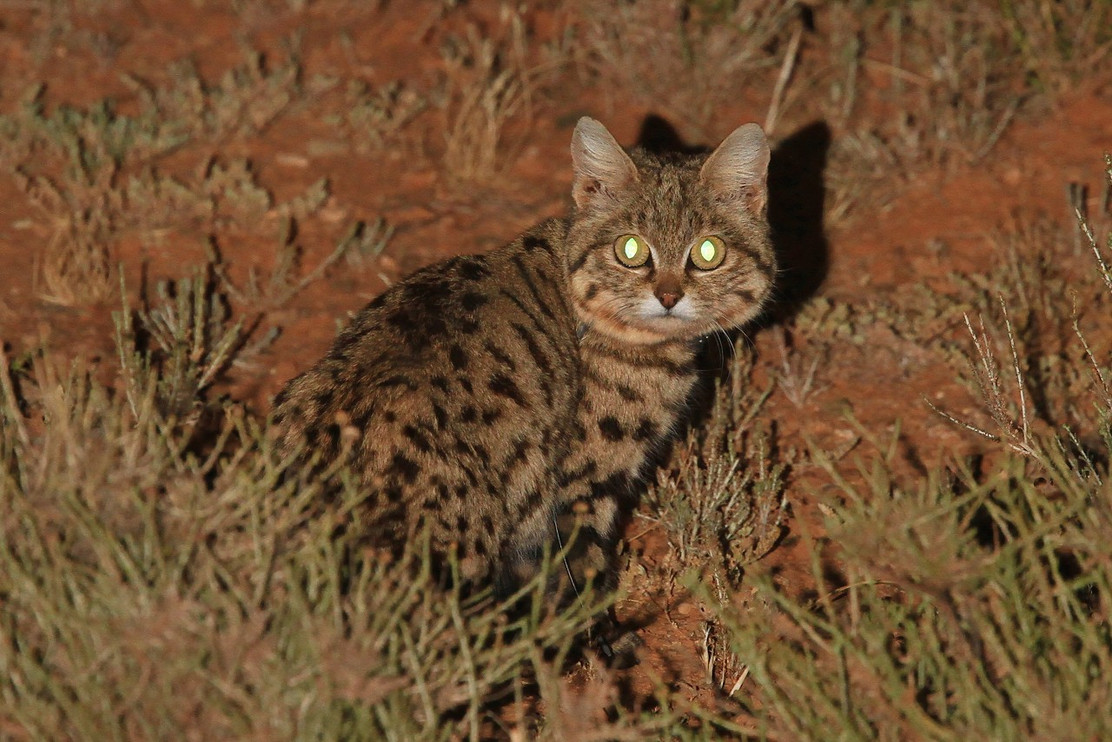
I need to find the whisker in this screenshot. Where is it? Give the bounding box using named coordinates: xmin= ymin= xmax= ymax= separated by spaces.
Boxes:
xmin=701 ymin=318 xmax=735 ymax=373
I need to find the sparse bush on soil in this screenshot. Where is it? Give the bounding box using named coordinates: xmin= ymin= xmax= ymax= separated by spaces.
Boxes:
xmin=439 ymin=7 xmax=560 ymax=183
xmin=576 ymin=0 xmax=798 ymax=130
xmin=707 ymin=159 xmax=1112 ymax=739
xmin=645 ymin=346 xmax=787 ymax=584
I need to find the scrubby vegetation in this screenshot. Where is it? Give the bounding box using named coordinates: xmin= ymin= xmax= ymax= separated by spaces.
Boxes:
xmin=1 ymin=0 xmax=1111 ymax=738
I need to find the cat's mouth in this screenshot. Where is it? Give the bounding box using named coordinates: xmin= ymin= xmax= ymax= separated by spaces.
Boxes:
xmin=639 ymin=296 xmax=697 ymax=322
xmin=577 ymin=288 xmax=769 ymax=345
xmin=635 ymin=296 xmax=728 ymax=335
xmin=584 ymin=306 xmax=737 ymax=345
xmin=638 ymin=313 xmax=718 ymax=337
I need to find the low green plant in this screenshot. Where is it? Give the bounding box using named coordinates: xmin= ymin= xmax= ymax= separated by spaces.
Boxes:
xmin=773 ymin=328 xmax=828 ymax=408
xmin=340 ymin=217 xmax=395 ymax=268
xmin=125 ymin=40 xmax=303 ymax=140
xmin=1 ymin=91 xmax=193 ymax=303
xmin=206 ymin=211 xmax=388 ymax=312
xmin=333 ymin=79 xmax=426 ymax=154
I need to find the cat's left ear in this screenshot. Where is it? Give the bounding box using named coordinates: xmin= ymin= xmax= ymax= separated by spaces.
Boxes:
xmin=700 ymin=123 xmax=770 ymax=214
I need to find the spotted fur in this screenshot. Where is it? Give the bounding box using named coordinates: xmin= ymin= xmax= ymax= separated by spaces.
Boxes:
xmin=272 ymin=117 xmax=775 ymax=594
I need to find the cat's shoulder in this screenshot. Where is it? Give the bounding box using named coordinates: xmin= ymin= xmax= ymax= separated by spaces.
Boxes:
xmin=490 ymin=217 xmax=569 ymax=268
xmin=329 ymin=217 xmax=570 ymax=349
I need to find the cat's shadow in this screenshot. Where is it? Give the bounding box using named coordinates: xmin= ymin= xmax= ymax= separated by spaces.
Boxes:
xmin=763 ymin=120 xmax=832 ymax=321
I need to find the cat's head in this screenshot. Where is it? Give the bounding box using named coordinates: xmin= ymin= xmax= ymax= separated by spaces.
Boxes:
xmin=566 ymin=117 xmax=775 ymax=345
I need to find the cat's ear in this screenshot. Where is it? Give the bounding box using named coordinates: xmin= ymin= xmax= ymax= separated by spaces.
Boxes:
xmin=571 ymin=117 xmax=638 ymax=209
xmin=700 ymin=123 xmax=770 ymax=214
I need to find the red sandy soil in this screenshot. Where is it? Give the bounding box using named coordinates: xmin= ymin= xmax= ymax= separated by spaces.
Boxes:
xmin=1 ymin=0 xmax=1110 ymax=718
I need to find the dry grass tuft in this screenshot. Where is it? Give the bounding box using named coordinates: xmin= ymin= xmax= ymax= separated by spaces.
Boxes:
xmin=0 ymin=295 xmax=612 ymax=739
xmin=439 ymin=8 xmax=560 ymax=182
xmin=577 ymin=0 xmax=798 ymax=130
xmin=646 ymin=345 xmax=788 ymax=586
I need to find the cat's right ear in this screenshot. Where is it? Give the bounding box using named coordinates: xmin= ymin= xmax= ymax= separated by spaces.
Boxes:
xmin=571 ymin=117 xmax=638 ymax=210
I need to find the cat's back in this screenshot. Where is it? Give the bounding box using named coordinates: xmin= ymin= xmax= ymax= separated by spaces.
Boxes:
xmin=272 ymin=218 xmax=580 ymax=577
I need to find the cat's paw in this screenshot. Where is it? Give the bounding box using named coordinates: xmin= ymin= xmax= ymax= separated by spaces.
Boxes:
xmin=590 ymin=616 xmax=643 ymax=669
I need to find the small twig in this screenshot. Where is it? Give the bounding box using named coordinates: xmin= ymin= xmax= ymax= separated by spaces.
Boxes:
xmin=764 ymin=22 xmax=804 ymax=137
xmin=1062 ymin=425 xmax=1103 ymax=487
xmin=701 ymin=623 xmax=714 ymax=686
xmin=963 ymin=313 xmax=1001 ymax=403
xmin=0 ymin=344 xmax=30 ymax=449
xmin=1068 ymin=183 xmax=1088 ymax=254
xmin=728 ymin=666 xmax=751 ymax=697
xmin=1074 ymin=315 xmax=1111 ymax=409
xmin=928 ymin=307 xmax=1040 ymax=457
xmin=625 ymin=520 xmax=661 ymax=544
xmin=1077 ymin=207 xmax=1112 ymax=295
xmin=775 ymin=330 xmax=823 ymax=408
xmin=923 ymin=397 xmax=1001 ymax=443
xmin=860 ymin=57 xmax=929 ymax=85
xmin=998 ymin=297 xmax=1030 ymax=448
xmin=972 ymin=96 xmax=1020 ymax=162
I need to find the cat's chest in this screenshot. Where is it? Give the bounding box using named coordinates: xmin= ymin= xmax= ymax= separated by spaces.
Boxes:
xmin=575 ymin=337 xmax=699 ymax=457
xmin=580 ymin=338 xmax=698 ymax=403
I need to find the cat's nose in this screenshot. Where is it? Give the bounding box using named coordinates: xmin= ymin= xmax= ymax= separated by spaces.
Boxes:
xmin=655 ymin=289 xmax=683 ymax=310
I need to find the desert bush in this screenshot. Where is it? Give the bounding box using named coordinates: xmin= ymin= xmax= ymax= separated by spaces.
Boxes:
xmin=576 ymin=0 xmax=797 ymax=130
xmin=886 ymin=203 xmax=1110 ymax=438
xmin=1000 ymin=0 xmax=1112 ymax=96
xmin=439 ymin=7 xmax=562 ymax=182
xmin=702 ymin=156 xmax=1112 ymax=739
xmin=709 ymin=435 xmax=1112 ymax=739
xmin=0 ymin=41 xmax=314 ymax=305
xmin=125 ymin=42 xmax=303 ymax=140
xmin=645 ymin=345 xmax=787 ymax=585
xmin=0 ymin=293 xmax=616 ymax=739
xmin=841 ymin=1 xmax=1107 ymax=166
xmin=778 ymin=1 xmax=1107 ymax=223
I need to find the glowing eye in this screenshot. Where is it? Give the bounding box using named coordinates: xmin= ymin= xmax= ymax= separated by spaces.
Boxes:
xmin=691 ymin=236 xmax=725 ymax=270
xmin=614 ymin=234 xmax=649 ymax=268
